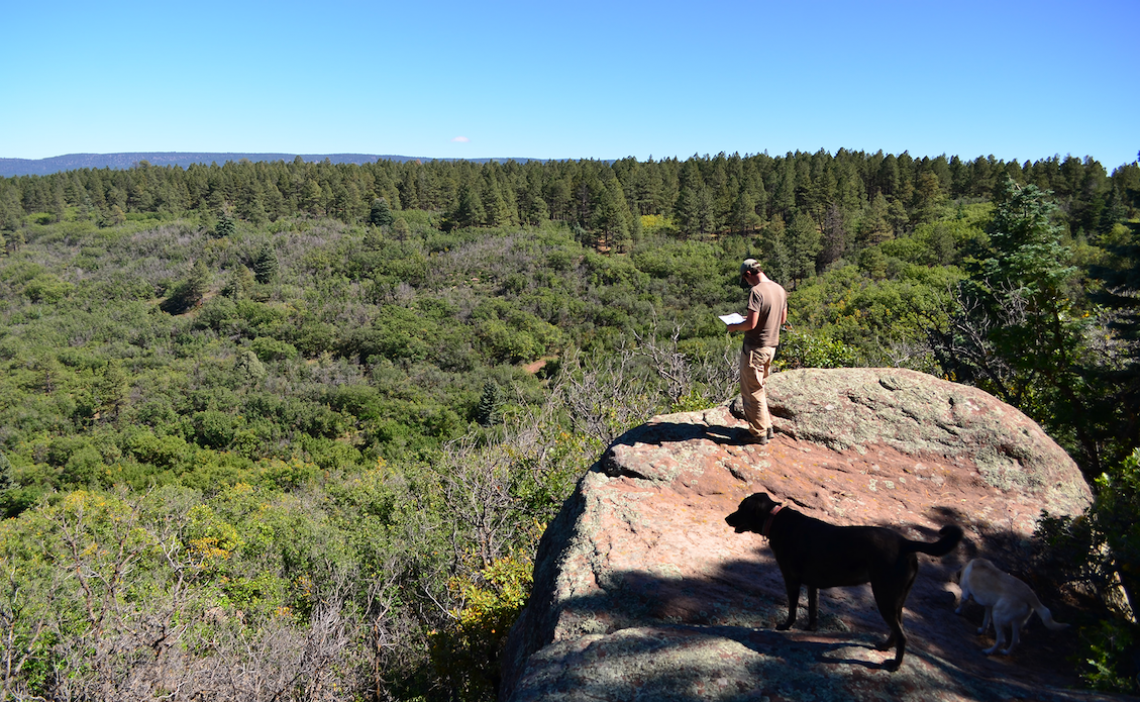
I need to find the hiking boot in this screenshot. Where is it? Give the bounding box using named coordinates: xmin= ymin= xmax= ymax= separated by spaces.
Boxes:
xmin=742 ymin=432 xmax=769 ymax=446
xmin=766 ymin=426 xmax=774 ymax=441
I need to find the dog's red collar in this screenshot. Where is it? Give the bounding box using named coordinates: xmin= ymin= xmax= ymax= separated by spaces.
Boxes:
xmin=762 ymin=505 xmax=784 ymax=537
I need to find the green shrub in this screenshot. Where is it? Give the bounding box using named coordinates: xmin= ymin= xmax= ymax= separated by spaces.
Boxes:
xmin=257 ymin=457 xmax=323 ymax=490
xmin=776 ymin=328 xmax=860 ymax=369
xmin=1035 ymin=448 xmax=1140 ymax=693
xmin=193 ymin=410 xmax=236 ymax=449
xmin=61 ymin=445 xmax=106 ymax=486
xmin=429 ymin=553 xmax=533 ymax=701
xmin=1078 ymin=619 xmax=1138 ymax=693
xmin=23 ymin=274 xmax=73 ymax=303
xmin=127 ymin=431 xmax=193 ymax=471
xmin=670 ymin=390 xmax=720 ymax=413
xmin=195 ymin=296 xmax=239 ymax=332
xmin=250 ymin=336 xmax=298 ymax=362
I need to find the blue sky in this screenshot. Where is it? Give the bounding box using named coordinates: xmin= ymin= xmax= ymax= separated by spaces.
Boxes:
xmin=4 ymin=0 xmax=1137 ymax=167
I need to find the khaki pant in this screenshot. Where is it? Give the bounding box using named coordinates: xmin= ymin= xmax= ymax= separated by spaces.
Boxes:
xmin=740 ymin=345 xmax=776 ymax=437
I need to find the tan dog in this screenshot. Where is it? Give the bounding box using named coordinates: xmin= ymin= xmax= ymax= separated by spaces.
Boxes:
xmin=952 ymin=558 xmax=1068 ymax=655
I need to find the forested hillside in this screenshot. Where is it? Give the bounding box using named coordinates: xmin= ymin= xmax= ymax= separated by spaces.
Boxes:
xmin=1 ymin=150 xmax=1138 ymax=700
xmin=0 ymin=153 xmax=433 ymax=178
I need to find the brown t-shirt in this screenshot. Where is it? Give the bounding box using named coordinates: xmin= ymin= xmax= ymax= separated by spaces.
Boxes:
xmin=744 ymin=280 xmax=787 ymax=347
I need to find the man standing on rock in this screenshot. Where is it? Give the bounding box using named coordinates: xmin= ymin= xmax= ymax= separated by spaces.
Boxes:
xmin=725 ymin=258 xmax=787 ymax=445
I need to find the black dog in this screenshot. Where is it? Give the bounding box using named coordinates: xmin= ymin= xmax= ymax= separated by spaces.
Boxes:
xmin=725 ymin=492 xmax=962 ymax=671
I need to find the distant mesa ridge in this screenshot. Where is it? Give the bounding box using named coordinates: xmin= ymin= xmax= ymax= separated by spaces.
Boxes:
xmin=0 ymin=152 xmax=541 ymax=177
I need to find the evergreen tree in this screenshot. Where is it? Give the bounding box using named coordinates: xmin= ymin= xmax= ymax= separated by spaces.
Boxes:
xmin=450 ymin=184 xmax=485 ymax=229
xmin=370 ymin=197 xmax=395 ymax=227
xmin=674 ymin=160 xmax=713 ymax=238
xmin=392 ymin=217 xmax=411 ymax=240
xmin=300 ymin=178 xmax=325 ymax=215
xmin=592 ymin=177 xmax=631 ymax=251
xmin=1087 ymin=219 xmax=1140 ymax=465
xmin=253 ymin=245 xmax=279 ymax=284
xmin=729 ymin=190 xmax=761 ymax=234
xmin=747 ymin=166 xmax=769 ymax=220
xmin=876 ymin=155 xmax=900 ymax=198
xmin=237 ymin=182 xmax=269 ymax=225
xmin=970 ymin=156 xmax=998 ymax=197
xmin=485 ymin=188 xmax=516 ymax=227
xmin=759 ymin=217 xmax=789 ymax=284
xmin=834 ymin=159 xmax=864 ymax=214
xmin=0 ymin=449 xmax=12 ymax=493
xmin=263 ymin=183 xmax=287 ymax=221
xmin=816 ymin=204 xmax=848 ymax=273
xmin=333 ymin=181 xmax=366 ymax=223
xmin=784 ymin=211 xmax=821 ymax=288
xmin=859 ymin=193 xmax=892 ymax=248
xmin=910 ymin=171 xmax=947 ymax=225
xmin=76 ymin=360 xmax=129 ymax=425
xmin=770 ymin=157 xmax=796 ymax=218
xmin=572 ymin=176 xmax=601 ymax=229
xmin=185 ymin=259 xmax=211 ymax=304
xmin=632 ymin=164 xmax=664 ymax=215
xmin=214 ymin=213 xmax=236 ymax=238
xmin=100 ymin=205 xmax=126 ymax=228
xmin=221 ymin=265 xmax=256 ymax=299
xmin=398 ymin=166 xmax=421 ymax=209
xmin=708 ymin=158 xmax=732 ymax=228
xmin=949 ymin=155 xmax=972 ymax=198
xmin=982 ymin=178 xmax=1074 ymax=297
xmin=161 ymin=259 xmax=211 ymax=314
xmin=518 ymin=174 xmax=549 ymax=226
xmin=805 ymin=162 xmax=837 ymax=226
xmin=545 ymin=177 xmax=573 ymax=221
xmin=793 ymin=158 xmax=813 ymax=213
xmin=6 ymin=226 xmax=24 ymax=254
xmin=0 ymin=185 xmax=21 ymax=231
xmin=627 ymin=204 xmax=642 ymax=249
xmin=886 ymin=198 xmax=909 ymax=236
xmin=363 ymin=227 xmax=384 ymax=250
xmin=475 ymin=381 xmax=504 ymax=427
xmin=934 ymin=177 xmax=1097 ymax=468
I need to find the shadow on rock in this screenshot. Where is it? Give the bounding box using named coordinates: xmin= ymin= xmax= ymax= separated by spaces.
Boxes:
xmin=510 ymin=560 xmax=1098 ymax=702
xmin=607 ymin=420 xmax=750 ymax=449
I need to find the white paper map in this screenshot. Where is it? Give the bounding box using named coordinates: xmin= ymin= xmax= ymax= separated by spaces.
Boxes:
xmin=718 ymin=313 xmax=745 ymax=325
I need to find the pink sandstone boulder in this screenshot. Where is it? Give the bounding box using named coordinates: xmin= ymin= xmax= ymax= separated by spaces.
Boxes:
xmin=500 ymin=368 xmax=1110 ymax=702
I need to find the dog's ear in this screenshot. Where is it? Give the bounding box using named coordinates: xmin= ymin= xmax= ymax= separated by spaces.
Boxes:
xmin=755 ymin=492 xmax=777 ymax=512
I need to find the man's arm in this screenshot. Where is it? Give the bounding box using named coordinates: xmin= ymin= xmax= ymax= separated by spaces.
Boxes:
xmin=780 ymin=304 xmax=787 ymax=326
xmin=727 ymin=308 xmax=759 ymax=333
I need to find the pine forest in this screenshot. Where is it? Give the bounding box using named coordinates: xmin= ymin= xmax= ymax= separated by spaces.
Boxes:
xmin=1 ymin=150 xmax=1139 ymax=700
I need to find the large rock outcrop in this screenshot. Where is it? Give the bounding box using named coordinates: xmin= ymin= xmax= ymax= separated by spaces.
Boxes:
xmin=501 ymin=368 xmax=1106 ymax=702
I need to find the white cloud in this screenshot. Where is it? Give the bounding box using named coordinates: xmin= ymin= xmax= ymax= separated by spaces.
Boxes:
xmin=451 ymin=136 xmax=470 ymax=143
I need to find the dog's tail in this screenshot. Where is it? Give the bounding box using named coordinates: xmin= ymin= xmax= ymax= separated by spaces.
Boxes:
xmin=1035 ymin=605 xmax=1069 ymax=630
xmin=903 ymin=525 xmax=963 ymax=557
xmin=1026 ymin=588 xmax=1067 ymax=629
xmin=1019 ymin=582 xmax=1070 ymax=630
